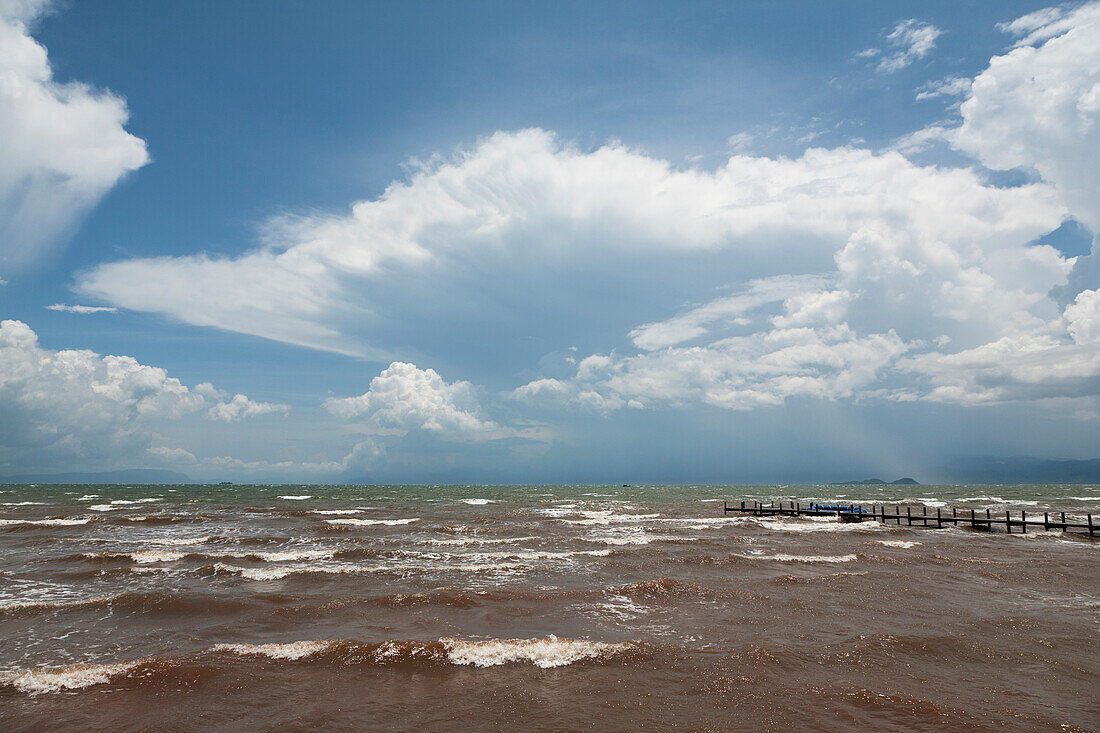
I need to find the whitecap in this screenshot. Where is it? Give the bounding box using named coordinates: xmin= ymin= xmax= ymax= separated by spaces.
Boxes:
xmin=738 ymin=553 xmax=858 ymax=563
xmin=2 ymin=501 xmax=47 ymax=506
xmin=279 ymin=495 xmax=312 ymax=500
xmin=460 ymin=498 xmax=496 ymax=505
xmin=89 ymin=505 xmax=117 ymax=512
xmin=0 ymin=661 xmax=140 ymax=693
xmin=876 ymin=540 xmax=920 ymax=548
xmin=325 ymin=518 xmax=419 ymax=526
xmin=442 ymin=635 xmax=627 ymax=668
xmin=215 ymin=641 xmax=331 ymax=660
xmin=0 ymin=518 xmax=89 ymax=526
xmin=129 ymin=550 xmax=185 ymax=563
xmin=311 ymin=509 xmax=361 ymax=515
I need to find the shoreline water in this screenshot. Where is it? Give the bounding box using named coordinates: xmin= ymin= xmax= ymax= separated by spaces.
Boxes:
xmin=1 ymin=484 xmax=1097 ymax=731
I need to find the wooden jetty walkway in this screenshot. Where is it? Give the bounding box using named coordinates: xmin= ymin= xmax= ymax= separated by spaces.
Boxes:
xmin=723 ymin=500 xmax=1097 ymax=537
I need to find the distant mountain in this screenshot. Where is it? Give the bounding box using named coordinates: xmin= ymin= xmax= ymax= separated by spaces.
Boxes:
xmin=939 ymin=457 xmax=1100 ymax=484
xmin=830 ymin=477 xmax=920 ymax=485
xmin=1 ymin=469 xmax=191 ymax=484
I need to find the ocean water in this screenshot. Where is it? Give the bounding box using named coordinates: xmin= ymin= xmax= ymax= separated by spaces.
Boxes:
xmin=0 ymin=484 xmax=1097 ymax=731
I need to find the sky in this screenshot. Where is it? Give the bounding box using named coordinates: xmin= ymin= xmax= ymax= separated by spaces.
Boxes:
xmin=1 ymin=0 xmax=1099 ymax=483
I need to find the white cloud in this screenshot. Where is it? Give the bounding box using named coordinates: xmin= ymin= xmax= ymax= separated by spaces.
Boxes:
xmin=915 ymin=75 xmax=972 ymax=101
xmin=865 ymin=19 xmax=942 ymax=73
xmin=78 ymin=130 xmax=1065 ymax=357
xmin=325 ymin=361 xmax=496 ymax=438
xmin=0 ymin=0 xmax=148 ymax=275
xmin=0 ymin=319 xmax=286 ymax=468
xmin=45 ymin=303 xmax=118 ymax=314
xmin=952 ymin=1 xmax=1100 ymax=233
xmin=71 ymin=4 xmax=1100 ymax=418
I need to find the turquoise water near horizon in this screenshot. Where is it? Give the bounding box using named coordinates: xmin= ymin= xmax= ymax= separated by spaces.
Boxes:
xmin=4 ymin=482 xmax=1099 ymax=510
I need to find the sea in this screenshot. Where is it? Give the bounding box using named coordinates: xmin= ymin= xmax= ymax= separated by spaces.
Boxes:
xmin=0 ymin=483 xmax=1097 ymax=731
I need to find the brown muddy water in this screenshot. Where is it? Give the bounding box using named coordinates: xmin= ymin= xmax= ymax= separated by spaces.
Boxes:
xmin=0 ymin=484 xmax=1097 ymax=731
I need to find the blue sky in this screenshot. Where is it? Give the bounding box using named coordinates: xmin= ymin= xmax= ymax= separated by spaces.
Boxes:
xmin=1 ymin=0 xmax=1098 ymax=482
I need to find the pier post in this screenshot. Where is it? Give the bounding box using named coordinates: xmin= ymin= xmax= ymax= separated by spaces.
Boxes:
xmin=1022 ymin=509 xmax=1027 ymax=534
xmin=1044 ymin=512 xmax=1049 ymax=531
xmin=906 ymin=506 xmax=911 ymax=526
xmin=1061 ymin=511 xmax=1066 ymax=532
xmin=936 ymin=507 xmax=942 ymax=528
xmin=1090 ymin=514 xmax=1095 ymax=537
xmin=1006 ymin=510 xmax=1011 ymax=534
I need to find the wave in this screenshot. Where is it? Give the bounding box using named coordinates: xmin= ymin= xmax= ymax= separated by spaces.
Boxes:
xmin=0 ymin=517 xmax=90 ymax=526
xmin=736 ymin=552 xmax=859 ymax=563
xmin=0 ymin=590 xmax=259 ymax=618
xmin=876 ymin=540 xmax=920 ymax=548
xmin=325 ymin=518 xmax=419 ymax=526
xmin=279 ymin=495 xmax=312 ymax=500
xmin=208 ymin=560 xmax=528 ymax=581
xmin=311 ymin=509 xmax=361 ymax=515
xmin=0 ymin=660 xmax=142 ymax=694
xmin=562 ymin=512 xmax=661 ymax=525
xmin=755 ymin=517 xmax=886 ymax=533
xmin=217 ymin=635 xmax=635 ymax=669
xmin=423 ymin=535 xmax=538 ymax=546
xmin=460 ymin=498 xmax=497 ymax=505
xmin=0 ymin=634 xmax=644 ymax=694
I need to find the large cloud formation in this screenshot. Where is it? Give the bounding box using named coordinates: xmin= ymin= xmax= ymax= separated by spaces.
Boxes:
xmin=77 ymin=3 xmax=1100 ymax=417
xmin=0 ymin=319 xmax=286 ymax=470
xmin=325 ymin=361 xmax=496 ymax=438
xmin=0 ymin=0 xmax=148 ymax=275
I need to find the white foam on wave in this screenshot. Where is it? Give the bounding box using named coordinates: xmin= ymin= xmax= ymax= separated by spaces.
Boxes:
xmin=425 ymin=536 xmax=537 ymax=546
xmin=109 ymin=498 xmax=162 ymax=505
xmin=563 ymin=511 xmax=661 ymax=525
xmin=76 ymin=495 xmax=99 ymax=501
xmin=877 ymin=540 xmax=920 ymax=548
xmin=1068 ymin=496 xmax=1100 ymax=501
xmin=311 ymin=509 xmax=361 ymax=515
xmin=0 ymin=660 xmax=140 ymax=693
xmin=213 ymin=560 xmax=527 ymax=580
xmin=129 ymin=550 xmax=185 ymax=563
xmin=0 ymin=518 xmax=89 ymax=526
xmin=325 ymin=518 xmax=419 ymax=526
xmin=279 ymin=495 xmax=312 ymax=500
xmin=2 ymin=501 xmax=47 ymax=506
xmin=442 ymin=635 xmax=627 ymax=668
xmin=460 ymin=498 xmax=496 ymax=505
xmin=589 ymin=533 xmax=694 ymax=545
xmin=89 ymin=504 xmax=117 ymax=512
xmin=245 ymin=549 xmax=335 ymax=562
xmin=959 ymin=496 xmax=1040 ymax=506
xmin=215 ymin=641 xmax=331 ymax=660
xmin=758 ymin=518 xmax=884 ymax=533
xmin=739 ymin=552 xmax=858 ymax=563
xmin=128 ymin=535 xmax=215 ymax=546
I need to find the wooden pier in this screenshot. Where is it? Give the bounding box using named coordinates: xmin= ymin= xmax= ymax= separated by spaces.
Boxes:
xmin=723 ymin=500 xmax=1097 ymax=537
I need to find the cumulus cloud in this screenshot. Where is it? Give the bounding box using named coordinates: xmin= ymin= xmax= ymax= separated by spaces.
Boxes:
xmin=0 ymin=0 xmax=148 ymax=275
xmin=79 ymin=130 xmax=1064 ymax=356
xmin=862 ymin=19 xmax=942 ymax=73
xmin=325 ymin=362 xmax=496 ymax=438
xmin=0 ymin=319 xmax=287 ymax=469
xmin=952 ymin=1 xmax=1100 ymax=233
xmin=71 ymin=4 xmax=1100 ymax=418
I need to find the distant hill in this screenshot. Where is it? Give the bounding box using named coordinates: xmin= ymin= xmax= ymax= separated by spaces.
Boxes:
xmin=830 ymin=477 xmax=920 ymax=486
xmin=1 ymin=469 xmax=191 ymax=485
